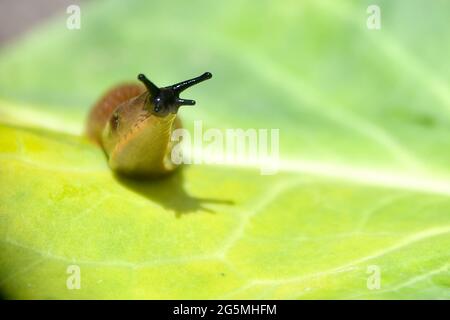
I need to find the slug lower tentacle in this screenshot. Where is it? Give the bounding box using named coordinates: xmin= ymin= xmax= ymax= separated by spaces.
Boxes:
xmin=86 ymin=72 xmax=212 ymax=177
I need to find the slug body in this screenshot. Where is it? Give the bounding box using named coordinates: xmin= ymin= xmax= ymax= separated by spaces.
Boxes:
xmin=87 ymin=72 xmax=212 ymax=177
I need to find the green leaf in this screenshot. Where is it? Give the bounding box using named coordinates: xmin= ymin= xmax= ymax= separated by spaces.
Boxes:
xmin=0 ymin=0 xmax=449 ymax=299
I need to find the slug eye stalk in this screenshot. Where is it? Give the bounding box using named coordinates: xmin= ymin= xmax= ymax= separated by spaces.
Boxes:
xmin=138 ymin=72 xmax=212 ymax=108
xmin=138 ymin=73 xmax=159 ymax=97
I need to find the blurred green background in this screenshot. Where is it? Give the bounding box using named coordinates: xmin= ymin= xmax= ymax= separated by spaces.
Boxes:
xmin=0 ymin=0 xmax=450 ymax=174
xmin=0 ymin=0 xmax=449 ymax=299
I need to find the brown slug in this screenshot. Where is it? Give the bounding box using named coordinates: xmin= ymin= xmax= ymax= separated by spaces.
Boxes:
xmin=86 ymin=72 xmax=212 ymax=177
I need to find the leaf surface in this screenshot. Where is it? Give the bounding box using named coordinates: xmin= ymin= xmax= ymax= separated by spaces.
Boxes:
xmin=0 ymin=0 xmax=449 ymax=299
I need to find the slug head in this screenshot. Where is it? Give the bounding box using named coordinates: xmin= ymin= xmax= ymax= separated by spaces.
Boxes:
xmin=138 ymin=72 xmax=212 ymax=117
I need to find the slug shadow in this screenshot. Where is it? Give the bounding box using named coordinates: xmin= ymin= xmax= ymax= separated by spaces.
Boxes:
xmin=115 ymin=168 xmax=234 ymax=217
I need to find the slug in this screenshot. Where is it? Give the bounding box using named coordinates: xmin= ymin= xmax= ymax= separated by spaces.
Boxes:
xmin=86 ymin=72 xmax=212 ymax=177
